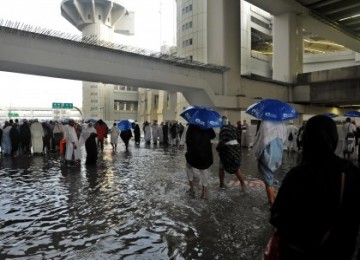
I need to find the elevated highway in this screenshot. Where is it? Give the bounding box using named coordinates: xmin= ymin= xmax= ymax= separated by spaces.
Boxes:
xmin=0 ymin=19 xmax=359 ymax=113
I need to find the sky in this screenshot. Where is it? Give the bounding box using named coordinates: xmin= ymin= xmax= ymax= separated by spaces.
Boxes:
xmin=0 ymin=0 xmax=176 ymax=108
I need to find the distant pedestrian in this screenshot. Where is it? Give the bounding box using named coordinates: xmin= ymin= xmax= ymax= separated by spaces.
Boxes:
xmin=52 ymin=121 xmax=64 ymax=151
xmin=162 ymin=121 xmax=169 ymax=146
xmin=286 ymin=121 xmax=298 ymax=152
xmin=120 ymin=128 xmax=133 ymax=151
xmin=95 ymin=119 xmax=108 ymax=152
xmin=10 ymin=121 xmax=20 ymax=157
xmin=185 ymin=124 xmax=216 ymax=199
xmin=342 ymin=117 xmax=356 ymax=160
xmin=296 ymin=121 xmax=305 ymax=151
xmin=216 ymin=116 xmax=246 ymax=191
xmin=81 ymin=123 xmax=98 ymax=165
xmin=252 ymin=120 xmax=287 ymax=205
xmin=19 ymin=119 xmax=31 ymax=155
xmin=2 ymin=121 xmax=12 ymax=156
xmin=110 ymin=123 xmax=120 ymax=151
xmin=241 ymin=120 xmax=250 ymax=148
xmin=63 ymin=119 xmax=81 ymax=166
xmin=270 ymin=115 xmax=360 ymax=260
xmin=151 ymin=120 xmax=159 ymax=145
xmin=132 ymin=121 xmax=141 ymax=145
xmin=30 ymin=119 xmax=44 ymax=155
xmin=143 ymin=121 xmax=151 ymax=145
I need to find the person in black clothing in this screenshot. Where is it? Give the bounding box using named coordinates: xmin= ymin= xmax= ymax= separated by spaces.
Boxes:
xmin=132 ymin=122 xmax=141 ymax=145
xmin=162 ymin=122 xmax=169 ymax=146
xmin=120 ymin=129 xmax=133 ymax=151
xmin=296 ymin=121 xmax=306 ymax=152
xmin=19 ymin=120 xmax=31 ymax=155
xmin=9 ymin=121 xmax=20 ymax=157
xmin=42 ymin=122 xmax=51 ymax=154
xmin=185 ymin=124 xmax=216 ymax=199
xmin=270 ymin=115 xmax=360 ymax=260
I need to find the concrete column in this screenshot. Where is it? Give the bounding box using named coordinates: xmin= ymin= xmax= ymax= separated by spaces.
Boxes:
xmin=240 ymin=0 xmax=252 ymax=76
xmin=273 ymin=12 xmax=303 ymax=83
xmin=207 ymin=0 xmax=240 ymax=96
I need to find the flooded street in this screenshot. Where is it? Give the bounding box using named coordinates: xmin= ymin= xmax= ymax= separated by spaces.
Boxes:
xmin=0 ymin=142 xmax=305 ymax=259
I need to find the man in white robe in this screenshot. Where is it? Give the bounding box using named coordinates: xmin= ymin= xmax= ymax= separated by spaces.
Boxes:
xmin=64 ymin=119 xmax=81 ymax=165
xmin=30 ymin=119 xmax=44 ymax=154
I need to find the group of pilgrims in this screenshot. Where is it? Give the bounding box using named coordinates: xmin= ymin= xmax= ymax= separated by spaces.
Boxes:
xmin=0 ymin=118 xmax=191 ymax=167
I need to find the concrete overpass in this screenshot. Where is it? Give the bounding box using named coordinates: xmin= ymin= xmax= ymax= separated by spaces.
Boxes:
xmin=0 ymin=15 xmax=360 ymax=114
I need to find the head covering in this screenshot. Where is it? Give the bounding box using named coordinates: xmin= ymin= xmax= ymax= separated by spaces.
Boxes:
xmin=302 ymin=115 xmax=338 ymax=161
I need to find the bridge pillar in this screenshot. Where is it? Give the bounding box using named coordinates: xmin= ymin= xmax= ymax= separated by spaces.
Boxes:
xmin=273 ymin=12 xmax=303 ymax=83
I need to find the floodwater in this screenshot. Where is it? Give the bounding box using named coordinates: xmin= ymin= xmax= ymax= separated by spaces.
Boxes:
xmin=0 ymin=143 xmax=306 ymax=259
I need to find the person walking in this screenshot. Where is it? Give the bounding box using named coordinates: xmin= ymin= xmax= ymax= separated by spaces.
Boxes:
xmin=342 ymin=117 xmax=356 ymax=160
xmin=52 ymin=121 xmax=64 ymax=152
xmin=216 ymin=116 xmax=246 ymax=191
xmin=80 ymin=122 xmax=98 ymax=165
xmin=286 ymin=121 xmax=298 ymax=152
xmin=132 ymin=121 xmax=141 ymax=145
xmin=185 ymin=124 xmax=216 ymax=199
xmin=270 ymin=115 xmax=360 ymax=260
xmin=110 ymin=123 xmax=120 ymax=151
xmin=143 ymin=121 xmax=151 ymax=145
xmin=63 ymin=119 xmax=81 ymax=166
xmin=95 ymin=119 xmax=108 ymax=152
xmin=252 ymin=120 xmax=287 ymax=205
xmin=120 ymin=128 xmax=133 ymax=151
xmin=30 ymin=119 xmax=44 ymax=155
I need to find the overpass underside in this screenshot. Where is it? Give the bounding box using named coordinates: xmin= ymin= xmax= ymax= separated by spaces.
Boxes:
xmin=295 ymin=66 xmax=360 ymax=108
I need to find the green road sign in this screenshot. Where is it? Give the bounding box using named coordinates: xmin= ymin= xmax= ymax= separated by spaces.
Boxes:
xmin=8 ymin=112 xmax=19 ymax=117
xmin=52 ymin=102 xmax=73 ymax=109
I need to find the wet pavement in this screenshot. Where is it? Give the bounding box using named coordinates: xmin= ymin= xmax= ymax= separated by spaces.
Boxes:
xmin=0 ymin=142 xmax=353 ymax=259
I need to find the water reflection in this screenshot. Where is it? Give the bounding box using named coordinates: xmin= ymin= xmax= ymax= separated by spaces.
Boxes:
xmin=0 ymin=143 xmax=301 ymax=259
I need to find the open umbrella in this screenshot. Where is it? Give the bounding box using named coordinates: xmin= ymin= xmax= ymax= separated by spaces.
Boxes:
xmin=180 ymin=106 xmax=222 ymax=128
xmin=344 ymin=111 xmax=360 ymax=117
xmin=245 ymin=99 xmax=298 ymax=121
xmin=117 ymin=119 xmax=134 ymax=131
xmin=323 ymin=112 xmax=338 ymax=118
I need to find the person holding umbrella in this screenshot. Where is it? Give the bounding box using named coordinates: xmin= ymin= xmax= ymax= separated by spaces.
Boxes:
xmin=247 ymin=99 xmax=297 ymax=205
xmin=181 ymin=106 xmax=221 ymax=199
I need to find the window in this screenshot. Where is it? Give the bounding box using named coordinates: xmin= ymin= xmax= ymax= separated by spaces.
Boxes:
xmin=90 ymin=107 xmax=98 ymax=111
xmin=91 ymin=92 xmax=98 ymax=96
xmin=114 ymin=100 xmax=138 ymax=111
xmin=88 ymin=14 xmax=91 ymax=19
xmin=182 ymin=4 xmax=193 ymax=15
xmin=91 ymin=100 xmax=98 ymax=103
xmin=98 ymin=15 xmax=101 ymax=20
xmin=90 ymin=85 xmax=98 ymax=89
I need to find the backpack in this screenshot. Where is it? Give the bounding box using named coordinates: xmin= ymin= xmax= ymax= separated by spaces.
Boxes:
xmin=288 ymin=132 xmax=294 ymax=141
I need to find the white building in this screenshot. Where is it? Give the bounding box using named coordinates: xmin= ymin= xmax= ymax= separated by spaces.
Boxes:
xmin=61 ymin=0 xmax=137 ymax=122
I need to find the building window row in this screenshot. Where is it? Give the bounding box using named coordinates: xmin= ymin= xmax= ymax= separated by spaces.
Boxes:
xmin=90 ymin=107 xmax=98 ymax=111
xmin=90 ymin=92 xmax=98 ymax=96
xmin=114 ymin=85 xmax=138 ymax=91
xmin=182 ymin=38 xmax=193 ymax=47
xmin=114 ymin=100 xmax=138 ymax=111
xmin=90 ymin=85 xmax=98 ymax=89
xmin=182 ymin=21 xmax=193 ymax=31
xmin=91 ymin=100 xmax=98 ymax=103
xmin=182 ymin=4 xmax=192 ymax=15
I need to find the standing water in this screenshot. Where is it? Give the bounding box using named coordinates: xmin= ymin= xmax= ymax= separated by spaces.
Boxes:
xmin=0 ymin=142 xmax=299 ymax=259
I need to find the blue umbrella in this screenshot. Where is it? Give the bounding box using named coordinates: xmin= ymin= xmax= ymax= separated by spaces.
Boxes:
xmin=344 ymin=111 xmax=360 ymax=117
xmin=180 ymin=106 xmax=222 ymax=128
xmin=86 ymin=118 xmax=98 ymax=125
xmin=323 ymin=112 xmax=338 ymax=118
xmin=117 ymin=119 xmax=134 ymax=131
xmin=245 ymin=99 xmax=299 ymax=121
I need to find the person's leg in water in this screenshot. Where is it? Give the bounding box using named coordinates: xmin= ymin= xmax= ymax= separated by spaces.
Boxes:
xmin=185 ymin=163 xmax=195 ymax=196
xmin=218 ymin=164 xmax=226 ymax=189
xmin=199 ymin=169 xmax=209 ymax=199
xmin=266 ymin=185 xmax=276 ymax=205
xmin=235 ymin=168 xmax=246 ymax=192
